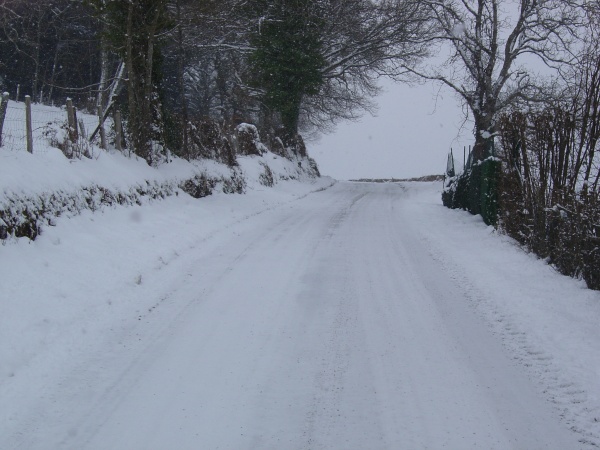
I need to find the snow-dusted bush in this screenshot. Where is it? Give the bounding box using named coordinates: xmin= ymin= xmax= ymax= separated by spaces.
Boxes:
xmin=258 ymin=162 xmax=275 ymax=187
xmin=187 ymin=118 xmax=236 ymax=166
xmin=442 ymin=157 xmax=500 ymax=226
xmin=234 ymin=123 xmax=268 ymax=156
xmin=179 ymin=168 xmax=246 ymax=198
xmin=496 ymin=109 xmax=600 ymax=290
xmin=0 ymin=181 xmax=177 ymax=240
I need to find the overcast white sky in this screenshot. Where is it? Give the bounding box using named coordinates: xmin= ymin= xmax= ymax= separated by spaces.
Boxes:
xmin=308 ymin=79 xmax=473 ymax=180
xmin=307 ymin=0 xmax=558 ymax=182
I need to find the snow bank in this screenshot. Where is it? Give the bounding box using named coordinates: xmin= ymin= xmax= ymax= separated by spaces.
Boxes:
xmin=401 ymin=181 xmax=600 ymax=446
xmin=0 ymin=102 xmax=321 ymax=241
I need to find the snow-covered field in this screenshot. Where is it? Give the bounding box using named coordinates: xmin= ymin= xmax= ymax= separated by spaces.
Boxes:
xmin=1 ymin=104 xmax=600 ymax=448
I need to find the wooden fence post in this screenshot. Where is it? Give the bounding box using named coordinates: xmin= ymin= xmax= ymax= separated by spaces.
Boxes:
xmin=66 ymin=98 xmax=78 ymax=143
xmin=0 ymin=92 xmax=9 ymax=147
xmin=73 ymin=106 xmax=79 ymax=141
xmin=25 ymin=95 xmax=33 ymax=153
xmin=114 ymin=109 xmax=123 ymax=153
xmin=97 ymin=105 xmax=107 ymax=149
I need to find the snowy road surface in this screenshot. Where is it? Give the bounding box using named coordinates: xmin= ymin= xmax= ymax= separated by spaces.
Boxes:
xmin=2 ymin=181 xmax=594 ymax=449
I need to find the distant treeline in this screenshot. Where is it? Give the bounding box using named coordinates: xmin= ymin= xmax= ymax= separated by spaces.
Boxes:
xmin=352 ymin=175 xmax=444 ymax=183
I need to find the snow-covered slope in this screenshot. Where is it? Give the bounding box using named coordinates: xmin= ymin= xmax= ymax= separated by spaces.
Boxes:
xmin=2 ymin=128 xmax=321 ymax=238
xmin=0 ymin=100 xmax=321 ymax=240
xmin=401 ymin=182 xmax=600 ymax=447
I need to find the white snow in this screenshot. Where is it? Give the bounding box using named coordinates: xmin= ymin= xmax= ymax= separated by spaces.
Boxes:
xmin=480 ymin=129 xmax=493 ymax=139
xmin=451 ymin=22 xmax=466 ymax=37
xmin=1 ymin=102 xmax=600 ymax=449
xmin=400 ymin=182 xmax=600 ymax=447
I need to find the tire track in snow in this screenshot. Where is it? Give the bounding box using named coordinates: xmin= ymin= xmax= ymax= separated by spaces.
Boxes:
xmin=2 ymin=181 xmax=585 ymax=449
xmin=404 ymin=201 xmax=600 ymax=449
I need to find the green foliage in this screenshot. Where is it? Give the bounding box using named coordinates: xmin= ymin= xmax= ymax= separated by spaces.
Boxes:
xmin=442 ymin=158 xmax=500 ymax=226
xmin=249 ymin=0 xmax=325 ymax=134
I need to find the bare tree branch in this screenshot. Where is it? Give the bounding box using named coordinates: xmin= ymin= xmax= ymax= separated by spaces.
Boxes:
xmin=403 ymin=0 xmax=583 ymax=160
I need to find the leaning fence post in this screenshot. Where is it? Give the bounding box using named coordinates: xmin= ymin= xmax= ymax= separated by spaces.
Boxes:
xmin=97 ymin=105 xmax=107 ymax=149
xmin=25 ymin=95 xmax=33 ymax=153
xmin=0 ymin=92 xmax=9 ymax=147
xmin=114 ymin=109 xmax=123 ymax=153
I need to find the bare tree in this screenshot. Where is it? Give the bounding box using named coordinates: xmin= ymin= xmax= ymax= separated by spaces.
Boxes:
xmin=160 ymin=0 xmax=432 ymax=139
xmin=404 ymin=0 xmax=582 ymax=161
xmin=0 ymin=0 xmax=62 ymax=102
xmin=568 ymin=4 xmax=600 ymax=194
xmin=0 ymin=0 xmax=100 ymax=104
xmin=300 ymin=0 xmax=432 ymax=131
xmin=91 ymin=0 xmax=171 ymax=165
xmin=162 ymin=0 xmax=251 ymax=121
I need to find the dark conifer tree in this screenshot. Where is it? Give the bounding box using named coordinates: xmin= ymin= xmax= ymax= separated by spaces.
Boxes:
xmin=249 ymin=0 xmax=325 ymax=136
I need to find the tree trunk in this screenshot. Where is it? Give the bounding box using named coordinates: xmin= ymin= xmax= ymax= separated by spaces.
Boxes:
xmin=96 ymin=32 xmax=110 ymax=112
xmin=175 ymin=0 xmax=189 ymax=159
xmin=125 ymin=1 xmax=153 ymax=163
xmin=281 ymin=93 xmax=303 ymax=137
xmin=472 ymin=111 xmax=495 ymax=162
xmin=48 ymin=43 xmax=60 ymax=104
xmin=32 ymin=23 xmax=42 ymax=103
xmin=125 ymin=2 xmax=137 ymax=122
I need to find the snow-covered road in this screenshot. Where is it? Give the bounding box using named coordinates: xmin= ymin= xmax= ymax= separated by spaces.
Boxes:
xmin=2 ymin=181 xmax=596 ymax=449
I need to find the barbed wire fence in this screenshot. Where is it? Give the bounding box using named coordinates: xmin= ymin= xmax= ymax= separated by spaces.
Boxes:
xmin=0 ymin=94 xmax=117 ymax=158
xmin=0 ymin=91 xmax=220 ymax=167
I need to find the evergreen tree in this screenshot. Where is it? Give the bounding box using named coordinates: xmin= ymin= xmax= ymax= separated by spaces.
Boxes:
xmin=249 ymin=0 xmax=325 ymax=136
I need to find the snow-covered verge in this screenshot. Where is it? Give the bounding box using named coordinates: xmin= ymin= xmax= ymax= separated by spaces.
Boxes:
xmin=401 ymin=181 xmax=600 ymax=447
xmin=0 ymin=100 xmax=320 ymax=240
xmin=0 ymin=139 xmax=320 ymax=241
xmin=0 ymin=149 xmax=333 ymax=432
xmin=0 ymin=104 xmax=334 ymax=436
